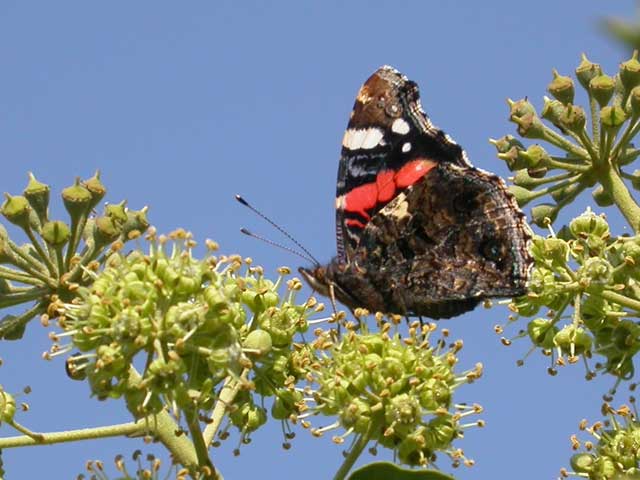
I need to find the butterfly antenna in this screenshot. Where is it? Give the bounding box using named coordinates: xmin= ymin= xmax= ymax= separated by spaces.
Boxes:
xmin=236 ymin=195 xmax=321 ymax=266
xmin=240 ymin=228 xmax=316 ymax=264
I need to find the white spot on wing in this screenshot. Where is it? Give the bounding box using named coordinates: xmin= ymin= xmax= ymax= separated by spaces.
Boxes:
xmin=402 ymin=142 xmax=411 ymax=153
xmin=342 ymin=127 xmax=384 ymax=150
xmin=392 ymin=118 xmax=410 ymax=135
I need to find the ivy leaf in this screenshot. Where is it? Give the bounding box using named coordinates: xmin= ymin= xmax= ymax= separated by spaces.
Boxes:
xmin=347 ymin=462 xmax=455 ymax=480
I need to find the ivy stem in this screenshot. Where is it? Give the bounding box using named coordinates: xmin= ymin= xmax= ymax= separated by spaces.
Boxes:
xmin=184 ymin=405 xmax=220 ymax=480
xmin=542 ymin=127 xmax=590 ymax=160
xmin=0 ymin=421 xmax=145 ymax=448
xmin=202 ymin=369 xmax=250 ymax=447
xmin=599 ymin=164 xmax=640 ymax=233
xmin=333 ymin=415 xmax=381 ymax=480
xmin=589 ymin=94 xmax=601 ymax=148
xmin=592 ymin=289 xmax=640 ymax=313
xmin=22 ymin=225 xmax=57 ymax=278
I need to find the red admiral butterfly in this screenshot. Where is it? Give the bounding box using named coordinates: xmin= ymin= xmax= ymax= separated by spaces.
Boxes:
xmin=300 ymin=66 xmax=532 ymax=319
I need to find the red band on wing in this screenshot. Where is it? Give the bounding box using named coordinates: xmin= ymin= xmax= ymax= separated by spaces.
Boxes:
xmin=343 ymin=158 xmax=437 ymax=227
xmin=395 ymin=159 xmax=436 ymax=188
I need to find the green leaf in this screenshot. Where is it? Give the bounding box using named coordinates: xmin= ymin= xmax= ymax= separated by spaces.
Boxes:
xmin=347 ymin=462 xmax=455 ymax=480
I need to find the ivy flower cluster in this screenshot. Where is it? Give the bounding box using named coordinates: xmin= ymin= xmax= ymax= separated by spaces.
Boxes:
xmin=561 ymin=402 xmax=640 ymax=480
xmin=500 ymin=209 xmax=640 ymax=380
xmin=301 ymin=314 xmax=484 ymax=469
xmin=0 ymin=173 xmax=149 ymax=340
xmin=492 ymin=52 xmax=640 ymax=229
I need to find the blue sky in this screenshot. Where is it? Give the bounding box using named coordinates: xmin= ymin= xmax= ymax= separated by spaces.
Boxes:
xmin=0 ymin=2 xmax=637 ymax=479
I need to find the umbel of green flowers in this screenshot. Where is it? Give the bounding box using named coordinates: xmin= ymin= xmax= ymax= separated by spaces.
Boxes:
xmin=492 ymin=52 xmax=640 ymax=230
xmin=0 ymin=173 xmax=149 ymax=340
xmin=499 ymin=208 xmax=640 ymax=380
xmin=42 ymin=228 xmax=483 ymax=472
xmin=561 ymin=402 xmax=640 ymax=480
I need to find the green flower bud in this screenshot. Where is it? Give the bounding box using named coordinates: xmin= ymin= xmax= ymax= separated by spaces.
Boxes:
xmin=104 ymin=201 xmax=128 ymax=226
xmin=23 ymin=172 xmax=50 ymax=223
xmin=527 ymin=318 xmax=557 ymax=349
xmin=243 ymin=329 xmax=272 ymax=355
xmin=612 ymin=320 xmax=640 ymax=351
xmin=527 ymin=166 xmax=548 ymax=179
xmin=489 ymin=135 xmax=524 ymax=154
xmin=589 ymin=75 xmax=615 ymax=107
xmin=600 ymin=105 xmax=627 ymax=133
xmin=512 ymin=113 xmax=546 ymax=139
xmin=41 ymin=220 xmax=71 ymax=247
xmin=123 ymin=207 xmax=150 ymax=240
xmin=62 ymin=178 xmax=92 ymax=221
xmin=547 ymin=69 xmax=575 ymax=104
xmin=578 ymin=257 xmax=613 ymax=285
xmin=508 ymin=98 xmax=537 ymax=119
xmin=575 ymin=53 xmax=602 ymax=89
xmin=629 ymin=85 xmax=640 ymax=117
xmin=0 ymin=390 xmax=16 ymax=423
xmin=570 ymin=453 xmax=595 ymax=473
xmin=531 ymin=203 xmax=558 ymax=227
xmin=498 ymin=147 xmax=528 ymax=171
xmin=508 ymin=185 xmax=537 ymax=207
xmin=558 ymin=105 xmax=587 ymax=134
xmin=541 ymin=97 xmax=567 ymax=132
xmin=620 ymin=50 xmax=640 ymax=91
xmin=519 ymin=144 xmax=550 ymax=169
xmin=513 ymin=170 xmax=539 ymax=188
xmin=541 ymin=237 xmax=570 ymax=267
xmin=592 ymin=185 xmax=614 ymax=207
xmin=1 ymin=194 xmax=31 ymax=228
xmin=93 ymin=216 xmax=123 ymax=247
xmin=553 ymin=325 xmax=592 ymax=356
xmin=83 ymin=171 xmax=107 ymax=210
xmin=569 ymin=209 xmax=610 ymax=239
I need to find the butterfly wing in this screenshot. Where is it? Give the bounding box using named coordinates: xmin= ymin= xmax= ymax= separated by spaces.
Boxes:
xmin=335 ymin=66 xmax=471 ymax=261
xmin=339 ymin=162 xmax=532 ymax=318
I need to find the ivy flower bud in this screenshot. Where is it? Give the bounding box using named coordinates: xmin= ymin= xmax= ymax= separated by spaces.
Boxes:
xmin=600 ymin=105 xmax=627 ymax=134
xmin=513 ymin=113 xmax=546 ymax=139
xmin=569 ymin=453 xmax=595 ymax=473
xmin=541 ymin=97 xmax=567 ymax=131
xmin=62 ymin=178 xmax=92 ymax=221
xmin=531 ymin=203 xmax=559 ymax=227
xmin=558 ymin=105 xmax=587 ymax=134
xmin=243 ymin=329 xmax=272 ymax=356
xmin=575 ymin=53 xmax=602 ymax=89
xmin=520 ymin=144 xmax=551 ymax=169
xmin=507 ymin=186 xmax=537 ymax=207
xmin=23 ymin=172 xmax=50 ymax=224
xmin=547 ymin=69 xmax=575 ymax=104
xmin=489 ymin=135 xmax=524 ymax=154
xmin=0 ymin=390 xmax=16 ymax=424
xmin=553 ymin=325 xmax=592 ymax=356
xmin=578 ymin=257 xmax=613 ymax=285
xmin=527 ymin=318 xmax=557 ymax=349
xmin=589 ymin=75 xmax=615 ymax=107
xmin=569 ymin=209 xmax=610 ymax=239
xmin=83 ymin=171 xmax=107 ymax=210
xmin=41 ymin=220 xmax=71 ymax=247
xmin=508 ymin=98 xmax=537 ymax=119
xmin=1 ymin=194 xmax=31 ymax=229
xmin=619 ymin=50 xmax=640 ymax=91
xmin=93 ymin=216 xmax=123 ymax=247
xmin=104 ymin=201 xmax=128 ymax=226
xmin=629 ymin=86 xmax=640 ymax=117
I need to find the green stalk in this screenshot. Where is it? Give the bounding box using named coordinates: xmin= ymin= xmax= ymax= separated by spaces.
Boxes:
xmin=611 ymin=117 xmax=640 ymax=162
xmin=546 ymin=158 xmax=590 ymax=173
xmin=599 ymin=164 xmax=640 ymax=232
xmin=593 ymin=289 xmax=640 ymax=313
xmin=589 ymin=94 xmax=601 ymax=148
xmin=23 ymin=225 xmax=57 ymax=277
xmin=542 ymin=127 xmax=590 ymax=160
xmin=333 ymin=415 xmax=381 ymax=480
xmin=0 ymin=288 xmax=49 ymax=308
xmin=202 ymin=369 xmax=250 ymax=447
xmin=0 ymin=266 xmax=47 ymax=287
